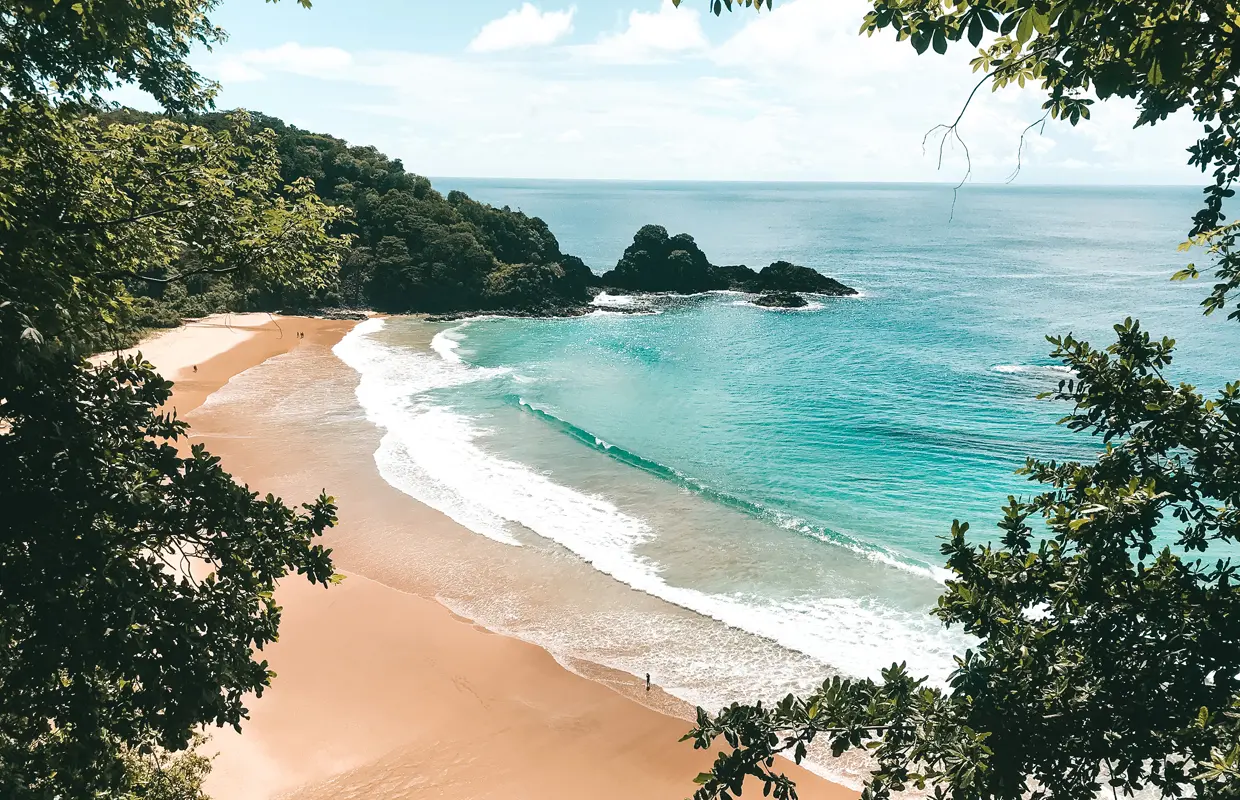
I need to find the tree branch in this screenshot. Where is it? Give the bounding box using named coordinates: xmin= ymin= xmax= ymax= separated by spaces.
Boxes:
xmin=1007 ymin=111 xmax=1051 ymax=184
xmin=108 ymin=264 xmax=245 ymax=284
xmin=924 ymin=71 xmax=991 ymax=222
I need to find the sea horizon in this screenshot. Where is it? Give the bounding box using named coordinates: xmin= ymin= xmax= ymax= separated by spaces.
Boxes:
xmin=430 ymin=176 xmax=1206 ymax=190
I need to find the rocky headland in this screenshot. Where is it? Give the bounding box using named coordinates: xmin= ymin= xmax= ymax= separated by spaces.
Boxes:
xmin=597 ymin=224 xmax=857 ymax=298
xmin=753 ymin=291 xmax=810 ymax=308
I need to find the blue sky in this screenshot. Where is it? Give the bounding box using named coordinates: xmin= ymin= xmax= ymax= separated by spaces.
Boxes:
xmin=118 ymin=0 xmax=1204 ymax=184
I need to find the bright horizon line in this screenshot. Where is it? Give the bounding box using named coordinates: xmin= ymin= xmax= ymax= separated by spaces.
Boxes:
xmin=430 ymin=176 xmax=1205 ymax=189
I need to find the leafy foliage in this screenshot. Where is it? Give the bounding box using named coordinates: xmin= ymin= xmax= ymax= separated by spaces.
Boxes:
xmin=179 ymin=112 xmax=597 ymax=314
xmin=682 ymin=2 xmax=1240 ymax=800
xmin=1 ymin=355 xmax=337 ymax=798
xmin=0 ymin=1 xmax=349 ymax=798
xmin=0 ymin=106 xmax=350 ymax=358
xmin=1 ymin=0 xmax=220 ymax=112
xmin=673 ymin=0 xmax=773 ymax=15
xmin=689 ymin=321 xmax=1240 ymax=800
xmin=119 ymin=734 xmax=213 ymax=800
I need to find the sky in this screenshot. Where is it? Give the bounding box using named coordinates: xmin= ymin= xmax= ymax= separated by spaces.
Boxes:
xmin=116 ymin=0 xmax=1207 ymax=185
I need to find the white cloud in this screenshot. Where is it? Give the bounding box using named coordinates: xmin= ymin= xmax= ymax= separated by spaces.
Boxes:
xmin=574 ymin=0 xmax=708 ymax=63
xmin=468 ymin=4 xmax=575 ymax=53
xmin=198 ymin=0 xmax=1202 ymax=185
xmin=212 ymin=42 xmax=352 ymax=83
xmin=215 ymin=60 xmax=265 ymax=83
xmin=712 ymin=0 xmax=916 ymax=75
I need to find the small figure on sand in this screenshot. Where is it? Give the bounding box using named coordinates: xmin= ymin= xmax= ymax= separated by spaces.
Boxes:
xmin=192 ymin=365 xmax=197 ymax=373
xmin=646 ymin=673 xmax=651 ymax=692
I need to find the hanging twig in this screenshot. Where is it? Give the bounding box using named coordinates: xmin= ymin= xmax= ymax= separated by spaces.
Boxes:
xmin=1007 ymin=111 xmax=1051 ymax=184
xmin=924 ymin=71 xmax=992 ymax=222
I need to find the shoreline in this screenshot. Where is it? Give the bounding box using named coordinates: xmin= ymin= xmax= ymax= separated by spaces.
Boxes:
xmin=425 ymin=287 xmax=862 ymax=322
xmin=144 ymin=313 xmax=852 ymax=800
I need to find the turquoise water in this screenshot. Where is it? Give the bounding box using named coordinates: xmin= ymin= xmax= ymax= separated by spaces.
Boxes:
xmin=335 ymin=181 xmax=1240 ymax=694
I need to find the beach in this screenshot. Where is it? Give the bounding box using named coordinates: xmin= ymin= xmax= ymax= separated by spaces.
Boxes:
xmin=134 ymin=313 xmax=848 ymax=800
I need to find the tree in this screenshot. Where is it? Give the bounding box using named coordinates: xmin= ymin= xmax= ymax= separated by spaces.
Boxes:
xmin=0 ymin=0 xmax=309 ymax=113
xmin=166 ymin=111 xmax=599 ymax=314
xmin=0 ymin=108 xmax=349 ymax=356
xmin=681 ymin=2 xmax=1240 ymax=800
xmin=1 ymin=354 xmax=338 ymax=798
xmin=0 ymin=2 xmax=351 ymax=798
xmin=119 ymin=734 xmax=214 ymax=800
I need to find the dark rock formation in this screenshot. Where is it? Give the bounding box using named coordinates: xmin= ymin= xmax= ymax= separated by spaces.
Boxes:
xmin=598 ymin=225 xmax=717 ymax=293
xmin=753 ymin=291 xmax=809 ymax=308
xmin=599 ymin=226 xmax=858 ymax=298
xmin=755 ymin=261 xmax=857 ymax=296
xmin=714 ymin=264 xmax=762 ymax=291
xmin=314 ymin=308 xmax=370 ymax=320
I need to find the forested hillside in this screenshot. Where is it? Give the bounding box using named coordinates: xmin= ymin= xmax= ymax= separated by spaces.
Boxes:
xmin=110 ymin=110 xmax=857 ymax=332
xmin=111 ymin=110 xmax=597 ymax=323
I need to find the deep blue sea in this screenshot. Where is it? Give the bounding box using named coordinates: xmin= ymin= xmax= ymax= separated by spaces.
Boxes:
xmin=334 ymin=181 xmax=1239 ymax=703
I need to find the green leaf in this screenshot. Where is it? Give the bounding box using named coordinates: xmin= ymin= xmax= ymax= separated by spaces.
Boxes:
xmin=1016 ymin=10 xmax=1034 ymax=43
xmin=1031 ymin=9 xmax=1050 ymax=35
xmin=968 ymin=14 xmax=984 ymax=46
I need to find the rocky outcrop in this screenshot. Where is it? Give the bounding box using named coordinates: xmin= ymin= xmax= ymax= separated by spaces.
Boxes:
xmin=597 ymin=225 xmax=717 ymax=293
xmin=713 ymin=264 xmax=762 ymax=290
xmin=314 ymin=308 xmax=370 ymax=320
xmin=753 ymin=292 xmax=808 ymax=308
xmin=754 ymin=261 xmax=856 ymax=295
xmin=600 ymin=226 xmax=857 ymax=297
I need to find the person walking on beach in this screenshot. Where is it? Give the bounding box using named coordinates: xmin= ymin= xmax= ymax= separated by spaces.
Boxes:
xmin=646 ymin=673 xmax=651 ymax=692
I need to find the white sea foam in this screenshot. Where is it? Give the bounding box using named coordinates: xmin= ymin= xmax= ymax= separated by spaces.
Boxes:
xmin=590 ymin=307 xmax=663 ymax=317
xmin=774 ymin=513 xmax=953 ymax=583
xmin=731 ymin=299 xmax=827 ymax=312
xmin=590 ymin=293 xmax=664 ymax=315
xmin=335 ymin=319 xmax=522 ymax=545
xmin=836 ymin=287 xmax=870 ymax=299
xmin=430 ymin=324 xmax=467 ymax=364
xmin=992 ymin=363 xmax=1073 ymax=375
xmin=592 ymin=292 xmax=638 ymax=307
xmin=334 ymin=319 xmax=967 ymax=686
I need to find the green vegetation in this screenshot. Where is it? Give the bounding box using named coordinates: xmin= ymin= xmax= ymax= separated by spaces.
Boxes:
xmin=118 ymin=735 xmax=213 ymax=800
xmin=11 ymin=1 xmax=1237 ymax=800
xmin=602 ymin=224 xmax=717 ymax=293
xmin=107 ymin=110 xmax=598 ymax=319
xmin=108 ymin=113 xmax=857 ymax=322
xmin=682 ymin=2 xmax=1240 ymax=800
xmin=0 ymin=2 xmax=344 ymax=798
xmin=103 ymin=109 xmax=870 ymax=323
xmin=234 ymin=112 xmax=599 ymax=314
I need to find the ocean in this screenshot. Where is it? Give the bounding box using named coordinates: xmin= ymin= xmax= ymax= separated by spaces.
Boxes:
xmin=325 ymin=180 xmax=1237 ymax=780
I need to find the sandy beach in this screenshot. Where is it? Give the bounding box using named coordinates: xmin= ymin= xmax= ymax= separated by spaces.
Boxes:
xmin=136 ymin=313 xmax=851 ymax=800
